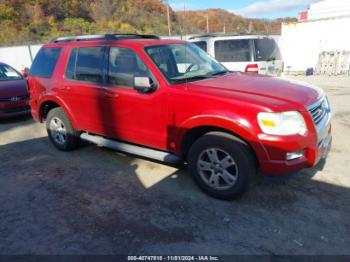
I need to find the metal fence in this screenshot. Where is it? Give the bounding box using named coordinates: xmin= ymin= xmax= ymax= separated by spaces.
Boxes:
xmin=315 ymin=50 xmax=350 ymax=75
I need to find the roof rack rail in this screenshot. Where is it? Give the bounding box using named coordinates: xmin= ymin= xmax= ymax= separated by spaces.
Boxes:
xmin=50 ymin=33 xmax=160 ymax=43
xmin=188 ymin=32 xmax=274 ymax=40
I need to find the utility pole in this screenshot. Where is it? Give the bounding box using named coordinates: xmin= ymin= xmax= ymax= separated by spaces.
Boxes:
xmin=166 ymin=4 xmax=171 ymax=36
xmin=206 ymin=13 xmax=209 ymax=33
xmin=179 ymin=2 xmax=186 ymax=39
xmin=248 ymin=21 xmax=253 ymax=33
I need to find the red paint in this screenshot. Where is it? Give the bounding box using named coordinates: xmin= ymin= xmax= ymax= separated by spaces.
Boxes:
xmin=29 ymin=38 xmax=331 ymax=175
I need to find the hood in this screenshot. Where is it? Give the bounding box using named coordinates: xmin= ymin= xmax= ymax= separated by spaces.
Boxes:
xmin=0 ymin=79 xmax=28 ymax=98
xmin=187 ymin=73 xmax=323 ymax=109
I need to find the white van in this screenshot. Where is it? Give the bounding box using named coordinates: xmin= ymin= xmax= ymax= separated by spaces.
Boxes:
xmin=189 ymin=34 xmax=283 ymax=76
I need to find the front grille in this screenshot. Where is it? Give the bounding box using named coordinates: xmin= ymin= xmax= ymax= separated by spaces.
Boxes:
xmin=1 ymin=105 xmax=30 ymax=114
xmin=0 ymin=95 xmax=29 ymax=102
xmin=308 ymin=98 xmax=329 ymax=125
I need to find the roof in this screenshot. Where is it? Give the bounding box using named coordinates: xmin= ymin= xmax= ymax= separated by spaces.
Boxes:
xmin=45 ymin=33 xmax=186 ymax=48
xmin=50 ymin=34 xmax=160 ymax=43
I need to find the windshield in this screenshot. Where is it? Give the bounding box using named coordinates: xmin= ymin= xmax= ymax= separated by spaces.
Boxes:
xmin=254 ymin=38 xmax=282 ymax=61
xmin=145 ymin=43 xmax=227 ymax=84
xmin=0 ymin=64 xmax=22 ymax=81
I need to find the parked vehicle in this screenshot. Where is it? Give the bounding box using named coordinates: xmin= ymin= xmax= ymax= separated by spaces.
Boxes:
xmin=189 ymin=33 xmax=283 ymax=76
xmin=28 ymin=34 xmax=331 ymax=199
xmin=0 ymin=62 xmax=30 ymax=118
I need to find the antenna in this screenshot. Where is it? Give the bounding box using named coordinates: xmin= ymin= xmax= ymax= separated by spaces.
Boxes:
xmin=183 ymin=2 xmax=188 ymax=89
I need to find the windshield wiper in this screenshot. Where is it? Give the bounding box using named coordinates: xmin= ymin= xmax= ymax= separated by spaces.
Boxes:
xmin=172 ymin=75 xmax=213 ymax=84
xmin=207 ymin=70 xmax=229 ymax=77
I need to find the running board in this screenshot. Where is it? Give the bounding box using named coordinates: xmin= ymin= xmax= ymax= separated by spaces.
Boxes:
xmin=80 ymin=133 xmax=183 ymax=164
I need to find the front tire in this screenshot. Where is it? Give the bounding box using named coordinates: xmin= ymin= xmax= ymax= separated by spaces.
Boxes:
xmin=46 ymin=107 xmax=80 ymax=151
xmin=188 ymin=132 xmax=256 ymax=200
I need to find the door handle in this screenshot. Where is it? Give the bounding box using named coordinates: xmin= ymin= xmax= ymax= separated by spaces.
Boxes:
xmin=60 ymin=86 xmax=71 ymax=91
xmin=103 ymin=91 xmax=119 ymax=98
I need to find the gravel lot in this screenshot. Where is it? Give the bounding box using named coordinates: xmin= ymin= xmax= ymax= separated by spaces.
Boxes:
xmin=0 ymin=75 xmax=349 ymax=255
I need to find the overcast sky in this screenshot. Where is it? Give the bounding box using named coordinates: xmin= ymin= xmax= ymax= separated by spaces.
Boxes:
xmin=170 ymin=0 xmax=320 ymax=19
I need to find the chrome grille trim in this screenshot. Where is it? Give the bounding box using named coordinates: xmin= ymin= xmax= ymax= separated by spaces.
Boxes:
xmin=307 ymin=96 xmax=331 ymax=143
xmin=307 ymin=96 xmax=329 ymax=126
xmin=0 ymin=95 xmax=29 ymax=102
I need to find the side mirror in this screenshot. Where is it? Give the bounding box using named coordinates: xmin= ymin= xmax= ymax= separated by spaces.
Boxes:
xmin=22 ymin=67 xmax=29 ymax=78
xmin=134 ymin=76 xmax=156 ymax=93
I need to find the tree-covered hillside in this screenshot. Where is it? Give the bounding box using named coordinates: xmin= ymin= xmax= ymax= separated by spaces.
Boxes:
xmin=0 ymin=0 xmax=296 ymax=46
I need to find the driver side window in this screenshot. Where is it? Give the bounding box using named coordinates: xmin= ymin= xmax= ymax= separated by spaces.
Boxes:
xmin=171 ymin=47 xmax=196 ymax=73
xmin=108 ymin=47 xmax=151 ymax=88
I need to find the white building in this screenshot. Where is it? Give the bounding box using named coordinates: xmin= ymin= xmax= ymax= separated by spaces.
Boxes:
xmin=281 ymin=0 xmax=350 ymax=74
xmin=307 ymin=0 xmax=350 ymax=21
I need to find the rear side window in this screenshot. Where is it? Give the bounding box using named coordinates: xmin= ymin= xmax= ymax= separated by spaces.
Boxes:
xmin=29 ymin=47 xmax=61 ymax=78
xmin=254 ymin=38 xmax=282 ymax=61
xmin=65 ymin=47 xmax=105 ymax=84
xmin=214 ymin=40 xmax=251 ymax=62
xmin=65 ymin=48 xmax=77 ymax=80
xmin=193 ymin=41 xmax=207 ymax=52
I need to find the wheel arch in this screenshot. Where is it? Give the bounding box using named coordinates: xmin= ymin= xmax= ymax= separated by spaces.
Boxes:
xmin=176 ymin=116 xmax=268 ymax=166
xmin=38 ymin=96 xmax=79 ymax=130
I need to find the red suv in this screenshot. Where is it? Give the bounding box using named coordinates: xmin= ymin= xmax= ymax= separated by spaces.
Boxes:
xmin=28 ymin=34 xmax=332 ymax=199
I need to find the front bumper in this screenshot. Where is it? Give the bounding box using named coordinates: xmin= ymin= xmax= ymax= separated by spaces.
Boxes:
xmin=258 ymin=99 xmax=332 ymax=176
xmin=259 ymin=127 xmax=332 ymax=175
xmin=0 ymin=99 xmax=31 ymax=118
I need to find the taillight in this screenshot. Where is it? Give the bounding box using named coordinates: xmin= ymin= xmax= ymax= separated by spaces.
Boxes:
xmin=22 ymin=67 xmax=29 ymax=78
xmin=245 ymin=64 xmax=259 ymax=74
xmin=26 ymin=78 xmax=31 ymax=92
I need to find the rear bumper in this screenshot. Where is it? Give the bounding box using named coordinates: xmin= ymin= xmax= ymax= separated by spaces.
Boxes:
xmin=259 ymin=119 xmax=332 ymax=176
xmin=0 ymin=99 xmax=31 ymax=118
xmin=29 ymin=98 xmax=41 ymax=122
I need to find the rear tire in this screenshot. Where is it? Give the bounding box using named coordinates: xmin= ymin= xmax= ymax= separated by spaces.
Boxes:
xmin=46 ymin=107 xmax=80 ymax=151
xmin=188 ymin=132 xmax=256 ymax=200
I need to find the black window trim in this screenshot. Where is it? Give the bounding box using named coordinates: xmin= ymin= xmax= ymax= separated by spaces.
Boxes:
xmin=64 ymin=45 xmax=159 ymax=91
xmin=64 ymin=45 xmax=107 ymax=85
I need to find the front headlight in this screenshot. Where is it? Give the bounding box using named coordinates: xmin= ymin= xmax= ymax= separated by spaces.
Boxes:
xmin=257 ymin=111 xmax=307 ymax=136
